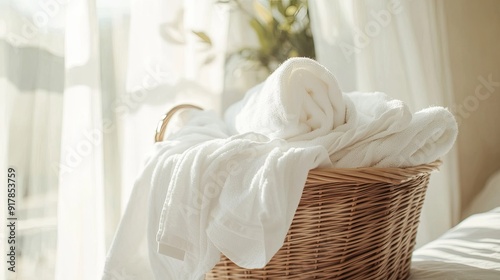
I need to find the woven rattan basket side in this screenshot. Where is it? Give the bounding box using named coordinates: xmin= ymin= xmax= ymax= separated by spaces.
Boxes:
xmin=206 ymin=164 xmax=438 ymax=280
xmin=155 ymin=105 xmax=440 ymax=280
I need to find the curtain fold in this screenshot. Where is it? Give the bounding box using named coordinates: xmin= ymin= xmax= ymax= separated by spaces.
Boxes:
xmin=55 ymin=0 xmax=105 ymax=279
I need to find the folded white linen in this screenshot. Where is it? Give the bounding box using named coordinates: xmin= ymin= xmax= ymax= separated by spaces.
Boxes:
xmin=226 ymin=57 xmax=458 ymax=168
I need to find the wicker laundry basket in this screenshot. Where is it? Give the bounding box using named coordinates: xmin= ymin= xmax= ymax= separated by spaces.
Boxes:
xmin=155 ymin=105 xmax=440 ymax=280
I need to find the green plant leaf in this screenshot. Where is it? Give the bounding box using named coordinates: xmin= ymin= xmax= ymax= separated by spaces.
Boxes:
xmin=160 ymin=23 xmax=185 ymax=44
xmin=249 ymin=18 xmax=271 ymax=52
xmin=192 ymin=31 xmax=212 ymax=46
xmin=253 ymin=0 xmax=273 ymax=24
xmin=274 ymin=0 xmax=286 ymax=15
xmin=285 ymin=5 xmax=297 ymax=16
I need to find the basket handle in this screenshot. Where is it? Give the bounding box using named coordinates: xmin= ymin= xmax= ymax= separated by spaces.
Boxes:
xmin=154 ymin=104 xmax=203 ymax=142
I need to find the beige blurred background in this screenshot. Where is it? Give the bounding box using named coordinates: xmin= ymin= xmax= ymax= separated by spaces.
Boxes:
xmin=443 ymin=0 xmax=500 ymax=216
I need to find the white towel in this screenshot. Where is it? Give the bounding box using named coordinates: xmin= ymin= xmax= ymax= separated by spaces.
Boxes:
xmin=327 ymin=96 xmax=458 ymax=167
xmin=103 ymin=110 xmax=230 ymax=280
xmin=152 ymin=117 xmax=330 ymax=278
xmin=226 ymin=57 xmax=458 ymax=168
xmin=225 ymin=57 xmax=346 ymax=141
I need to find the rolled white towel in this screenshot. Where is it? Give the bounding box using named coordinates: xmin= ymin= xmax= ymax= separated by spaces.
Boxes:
xmin=225 ymin=57 xmax=346 ymax=141
xmin=326 ymin=95 xmax=458 ymax=167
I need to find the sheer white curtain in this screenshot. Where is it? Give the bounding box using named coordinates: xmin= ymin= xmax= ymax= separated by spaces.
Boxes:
xmin=309 ymin=0 xmax=461 ymax=246
xmin=1 ymin=0 xmax=251 ymax=279
xmin=56 ymin=0 xmax=106 ymax=278
xmin=1 ymin=1 xmax=65 ymax=279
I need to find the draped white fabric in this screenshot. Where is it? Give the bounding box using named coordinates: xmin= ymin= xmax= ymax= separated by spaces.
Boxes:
xmin=1 ymin=0 xmax=461 ymax=279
